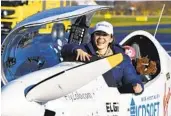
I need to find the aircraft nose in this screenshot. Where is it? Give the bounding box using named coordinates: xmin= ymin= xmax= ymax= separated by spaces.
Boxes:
xmin=1 ymin=81 xmax=45 ymax=116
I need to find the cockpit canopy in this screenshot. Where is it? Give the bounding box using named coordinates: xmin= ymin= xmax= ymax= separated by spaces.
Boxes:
xmin=1 ymin=5 xmax=110 ymax=84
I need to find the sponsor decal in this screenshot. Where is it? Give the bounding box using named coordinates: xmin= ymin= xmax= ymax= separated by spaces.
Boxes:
xmin=106 ymin=102 xmax=119 ymax=112
xmin=163 ymin=83 xmax=171 ymax=116
xmin=97 ymin=23 xmax=110 ymax=28
xmin=130 ymin=94 xmax=160 ymax=116
xmin=64 ymin=92 xmax=93 ymax=101
xmin=106 ymin=102 xmax=119 ymax=116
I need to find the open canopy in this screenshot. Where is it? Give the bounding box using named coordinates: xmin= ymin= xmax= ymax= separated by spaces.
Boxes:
xmin=1 ymin=5 xmax=111 ymax=85
xmin=15 ymin=5 xmax=110 ymax=29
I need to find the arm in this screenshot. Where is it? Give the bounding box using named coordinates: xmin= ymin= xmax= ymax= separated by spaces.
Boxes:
xmin=122 ymin=55 xmax=144 ymax=94
xmin=61 ymin=43 xmax=82 ymax=56
xmin=61 ymin=43 xmax=80 ymax=61
xmin=61 ymin=43 xmax=91 ymax=61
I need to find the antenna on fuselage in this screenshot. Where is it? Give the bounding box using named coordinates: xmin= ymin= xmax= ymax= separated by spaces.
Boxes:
xmin=154 ymin=4 xmax=165 ymax=37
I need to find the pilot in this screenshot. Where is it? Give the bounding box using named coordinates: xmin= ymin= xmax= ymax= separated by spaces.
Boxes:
xmin=61 ymin=21 xmax=144 ymax=94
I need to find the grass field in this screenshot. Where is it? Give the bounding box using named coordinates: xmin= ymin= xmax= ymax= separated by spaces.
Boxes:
xmin=91 ymin=16 xmax=171 ymax=27
xmin=90 ymin=16 xmax=171 ymax=33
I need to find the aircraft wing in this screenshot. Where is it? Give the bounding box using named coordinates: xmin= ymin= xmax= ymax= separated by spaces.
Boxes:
xmin=25 ymin=54 xmax=123 ymax=103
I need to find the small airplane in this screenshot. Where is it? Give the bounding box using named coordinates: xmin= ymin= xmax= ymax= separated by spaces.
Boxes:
xmin=1 ymin=5 xmax=171 ymax=116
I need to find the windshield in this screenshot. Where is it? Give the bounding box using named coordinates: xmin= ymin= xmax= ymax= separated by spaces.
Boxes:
xmin=1 ymin=0 xmax=28 ymax=6
xmin=1 ymin=22 xmax=69 ymax=83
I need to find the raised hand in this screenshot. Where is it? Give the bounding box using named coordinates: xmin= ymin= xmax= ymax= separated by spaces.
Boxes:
xmin=133 ymin=83 xmax=143 ymax=94
xmin=76 ymin=49 xmax=92 ymax=61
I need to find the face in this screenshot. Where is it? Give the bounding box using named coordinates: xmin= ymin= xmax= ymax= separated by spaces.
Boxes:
xmin=93 ymin=31 xmax=113 ymax=50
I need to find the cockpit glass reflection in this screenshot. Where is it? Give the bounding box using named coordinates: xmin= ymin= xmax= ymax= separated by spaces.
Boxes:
xmin=2 ymin=22 xmax=68 ymax=82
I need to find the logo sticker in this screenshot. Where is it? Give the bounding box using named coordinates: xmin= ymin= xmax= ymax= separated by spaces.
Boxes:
xmin=130 ymin=94 xmax=160 ymax=116
xmin=106 ymin=102 xmax=119 ymax=112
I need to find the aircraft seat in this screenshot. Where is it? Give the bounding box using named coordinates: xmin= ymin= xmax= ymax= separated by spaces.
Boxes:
xmin=51 ymin=23 xmax=68 ymax=61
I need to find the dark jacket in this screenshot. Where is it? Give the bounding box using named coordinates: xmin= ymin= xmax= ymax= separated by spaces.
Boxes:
xmin=61 ymin=42 xmax=144 ymax=94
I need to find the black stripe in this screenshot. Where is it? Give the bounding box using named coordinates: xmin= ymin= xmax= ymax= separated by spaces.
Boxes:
xmin=25 ymin=55 xmax=102 ymax=96
xmin=25 ymin=71 xmax=65 ymax=97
